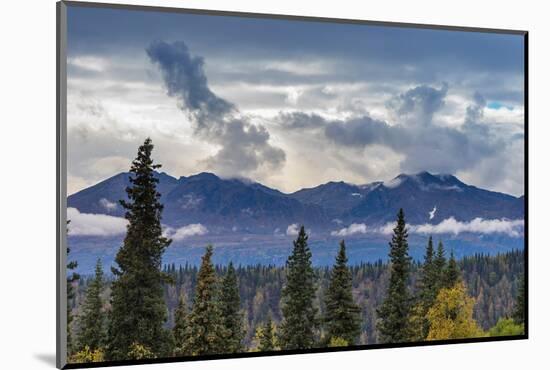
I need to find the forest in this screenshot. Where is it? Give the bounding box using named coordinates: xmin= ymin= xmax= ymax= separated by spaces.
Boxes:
xmin=66 ymin=138 xmax=525 ymax=363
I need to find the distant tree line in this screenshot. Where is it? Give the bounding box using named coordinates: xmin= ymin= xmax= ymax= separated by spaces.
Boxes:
xmin=66 ymin=139 xmax=525 ymax=363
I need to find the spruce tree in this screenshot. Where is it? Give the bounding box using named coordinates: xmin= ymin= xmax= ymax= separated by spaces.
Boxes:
xmin=376 ymin=208 xmax=413 ymax=343
xmin=173 ymin=293 xmax=190 ymax=356
xmin=412 ymin=236 xmax=439 ymax=340
xmin=76 ymin=259 xmax=107 ymax=352
xmin=184 ymin=245 xmax=226 ymax=355
xmin=324 ymin=240 xmax=361 ymax=345
xmin=278 ymin=226 xmax=317 ymax=349
xmin=443 ymin=250 xmax=460 ymax=289
xmin=433 ymin=240 xmax=447 ymax=290
xmin=66 ymin=220 xmax=80 ymax=355
xmin=512 ymin=275 xmax=525 ymax=325
xmin=106 ymin=138 xmax=172 ymax=360
xmin=219 ymin=262 xmax=245 ymax=353
xmin=258 ymin=315 xmax=275 ymax=352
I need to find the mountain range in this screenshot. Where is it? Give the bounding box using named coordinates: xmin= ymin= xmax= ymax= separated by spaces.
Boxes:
xmin=68 ymin=170 xmax=524 ymax=232
xmin=67 ymin=171 xmax=525 ymax=272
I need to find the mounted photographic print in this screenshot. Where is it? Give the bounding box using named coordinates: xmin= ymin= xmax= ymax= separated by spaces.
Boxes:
xmin=56 ymin=1 xmax=528 ymax=368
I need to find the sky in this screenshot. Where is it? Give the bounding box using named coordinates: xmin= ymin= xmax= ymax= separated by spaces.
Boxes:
xmin=66 ymin=5 xmax=525 ymax=196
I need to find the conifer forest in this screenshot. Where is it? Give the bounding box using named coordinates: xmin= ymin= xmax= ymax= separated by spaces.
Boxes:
xmin=66 ymin=139 xmax=526 ymax=363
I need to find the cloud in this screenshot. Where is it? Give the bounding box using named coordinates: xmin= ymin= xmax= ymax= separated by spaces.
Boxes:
xmin=278 ymin=86 xmax=523 ymax=195
xmin=146 ymin=40 xmax=285 ymax=178
xmin=286 ymin=223 xmax=300 ymax=236
xmin=99 ymin=198 xmax=117 ymax=212
xmin=377 ymin=217 xmax=524 ymax=237
xmin=331 ymin=223 xmax=368 ymax=237
xmin=413 ymin=217 xmax=524 ymax=237
xmin=67 ymin=207 xmax=127 ymax=236
xmin=465 ymin=91 xmax=486 ymax=125
xmin=164 ymin=223 xmax=208 ymax=241
xmin=386 ymin=83 xmax=448 ymax=125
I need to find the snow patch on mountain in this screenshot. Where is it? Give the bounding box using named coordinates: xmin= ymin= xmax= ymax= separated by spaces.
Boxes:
xmin=429 ymin=206 xmax=437 ymax=220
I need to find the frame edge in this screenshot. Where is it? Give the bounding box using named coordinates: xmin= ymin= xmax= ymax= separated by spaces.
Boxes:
xmin=57 ymin=1 xmax=68 ymax=368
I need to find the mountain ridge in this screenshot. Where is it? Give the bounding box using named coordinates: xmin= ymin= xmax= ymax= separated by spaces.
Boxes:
xmin=68 ymin=170 xmax=524 ymax=230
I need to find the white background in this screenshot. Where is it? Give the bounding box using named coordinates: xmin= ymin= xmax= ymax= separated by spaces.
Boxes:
xmin=1 ymin=0 xmax=547 ymax=368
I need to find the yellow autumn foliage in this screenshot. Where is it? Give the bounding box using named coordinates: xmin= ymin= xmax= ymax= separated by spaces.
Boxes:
xmin=68 ymin=346 xmax=105 ymax=363
xmin=426 ymin=282 xmax=484 ymax=340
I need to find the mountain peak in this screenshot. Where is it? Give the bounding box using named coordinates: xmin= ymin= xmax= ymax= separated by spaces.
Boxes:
xmin=384 ymin=171 xmax=464 ymax=190
xmin=188 ymin=172 xmax=220 ymax=181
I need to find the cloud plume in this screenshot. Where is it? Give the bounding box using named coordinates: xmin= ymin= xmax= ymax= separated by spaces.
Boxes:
xmin=279 ymin=86 xmax=518 ymax=183
xmin=147 ymin=40 xmax=285 ymax=177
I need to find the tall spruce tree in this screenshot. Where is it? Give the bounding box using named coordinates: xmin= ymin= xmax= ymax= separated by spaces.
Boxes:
xmin=278 ymin=226 xmax=317 ymax=349
xmin=76 ymin=259 xmax=107 ymax=352
xmin=106 ymin=138 xmax=172 ymax=360
xmin=258 ymin=315 xmax=275 ymax=352
xmin=324 ymin=240 xmax=361 ymax=345
xmin=376 ymin=208 xmax=413 ymax=343
xmin=173 ymin=293 xmax=190 ymax=356
xmin=66 ymin=220 xmax=80 ymax=355
xmin=418 ymin=236 xmax=438 ymax=304
xmin=184 ymin=245 xmax=226 ymax=355
xmin=512 ymin=275 xmax=525 ymax=325
xmin=219 ymin=262 xmax=245 ymax=353
xmin=443 ymin=250 xmax=460 ymax=289
xmin=411 ymin=236 xmax=439 ymax=340
xmin=433 ymin=240 xmax=447 ymax=290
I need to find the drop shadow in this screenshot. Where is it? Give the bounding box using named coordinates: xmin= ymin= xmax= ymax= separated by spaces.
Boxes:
xmin=34 ymin=353 xmax=57 ymax=367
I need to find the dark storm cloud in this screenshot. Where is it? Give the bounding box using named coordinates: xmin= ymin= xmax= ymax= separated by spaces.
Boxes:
xmin=324 ymin=116 xmax=399 ymax=147
xmin=147 ymin=41 xmax=233 ymax=124
xmin=280 ymin=85 xmax=512 ymax=176
xmin=387 ymin=83 xmax=449 ymax=125
xmin=147 ymin=40 xmax=285 ymax=176
xmin=465 ymin=91 xmax=487 ymax=125
xmin=66 ymin=5 xmax=525 ymax=195
xmin=67 ymin=5 xmax=525 ymax=107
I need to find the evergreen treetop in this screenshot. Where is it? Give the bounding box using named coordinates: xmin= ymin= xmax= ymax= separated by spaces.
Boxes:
xmin=184 ymin=245 xmax=227 ymax=355
xmin=278 ymin=226 xmax=317 ymax=349
xmin=76 ymin=259 xmax=107 ymax=352
xmin=512 ymin=274 xmax=525 ymax=325
xmin=258 ymin=315 xmax=276 ymax=352
xmin=433 ymin=240 xmax=447 ymax=290
xmin=443 ymin=250 xmax=461 ymax=289
xmin=376 ymin=208 xmax=413 ymax=343
xmin=411 ymin=236 xmax=440 ymax=340
xmin=173 ymin=293 xmax=190 ymax=356
xmin=219 ymin=262 xmax=245 ymax=353
xmin=324 ymin=240 xmax=361 ymax=345
xmin=66 ymin=220 xmax=80 ymax=355
xmin=106 ymin=138 xmax=173 ymax=360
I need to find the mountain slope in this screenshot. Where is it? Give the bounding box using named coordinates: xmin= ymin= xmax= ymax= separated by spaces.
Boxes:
xmin=67 ymin=171 xmax=178 ymax=216
xmin=162 ymin=173 xmax=328 ymax=229
xmin=347 ymin=172 xmax=523 ymax=224
xmin=67 ymin=170 xmax=524 ymax=230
